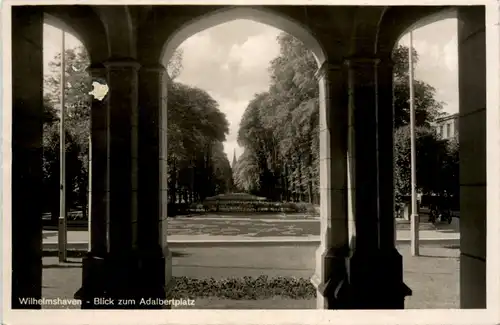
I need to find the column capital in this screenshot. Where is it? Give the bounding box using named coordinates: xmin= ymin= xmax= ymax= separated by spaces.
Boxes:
xmin=103 ymin=57 xmax=141 ymax=70
xmin=139 ymin=63 xmax=167 ymax=74
xmin=377 ymin=57 xmax=394 ymax=68
xmin=315 ymin=61 xmax=343 ymax=80
xmin=344 ymin=56 xmax=380 ymax=69
xmin=376 ymin=58 xmax=395 ymax=83
xmin=86 ymin=62 xmax=107 ymax=78
xmin=344 ymin=56 xmax=395 ymax=69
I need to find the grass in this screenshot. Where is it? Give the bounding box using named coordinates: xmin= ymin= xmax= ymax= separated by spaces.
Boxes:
xmin=44 ymin=212 xmax=450 ymax=236
xmin=40 ymin=244 xmax=459 ymax=309
xmin=168 ymin=219 xmax=319 ymax=237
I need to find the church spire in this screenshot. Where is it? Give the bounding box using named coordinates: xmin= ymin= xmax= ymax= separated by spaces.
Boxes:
xmin=231 ymin=149 xmax=237 ymax=169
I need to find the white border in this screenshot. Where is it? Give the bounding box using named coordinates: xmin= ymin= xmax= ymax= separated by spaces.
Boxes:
xmin=2 ymin=0 xmax=500 ymax=324
xmin=485 ymin=0 xmax=500 ymax=317
xmin=0 ymin=0 xmax=492 ymax=5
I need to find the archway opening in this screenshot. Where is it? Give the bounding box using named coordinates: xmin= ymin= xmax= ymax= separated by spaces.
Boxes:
xmin=40 ymin=18 xmax=97 ymax=307
xmin=42 ymin=19 xmax=91 ymax=224
xmin=388 ymin=7 xmax=486 ymax=309
xmin=160 ymin=9 xmax=326 ymax=308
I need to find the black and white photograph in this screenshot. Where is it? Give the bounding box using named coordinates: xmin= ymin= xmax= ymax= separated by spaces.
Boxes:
xmin=2 ymin=1 xmax=499 ymax=324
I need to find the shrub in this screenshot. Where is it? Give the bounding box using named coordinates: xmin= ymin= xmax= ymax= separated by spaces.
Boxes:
xmin=167 ymin=201 xmax=320 ymax=215
xmin=171 ymin=276 xmax=316 ymax=300
xmin=292 ymin=202 xmax=317 ymax=214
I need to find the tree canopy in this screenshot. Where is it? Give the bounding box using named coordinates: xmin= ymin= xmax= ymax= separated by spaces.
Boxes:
xmin=392 ymin=45 xmax=458 ymax=201
xmin=42 ymin=46 xmax=233 ymax=220
xmin=392 ymin=45 xmax=445 ymax=128
xmin=43 ymin=45 xmax=92 ymax=220
xmin=233 ymin=32 xmax=456 ymax=204
xmin=234 ymin=33 xmax=319 ymax=202
xmin=42 ymin=34 xmax=458 ymax=218
xmin=166 ymin=81 xmax=232 ymax=204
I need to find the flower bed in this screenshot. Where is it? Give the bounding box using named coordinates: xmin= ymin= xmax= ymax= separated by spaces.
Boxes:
xmin=171 ymin=276 xmax=316 ymax=300
xmin=180 ymin=201 xmax=318 ymax=215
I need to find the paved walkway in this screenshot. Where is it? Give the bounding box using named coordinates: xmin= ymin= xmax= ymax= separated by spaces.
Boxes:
xmin=43 ymin=228 xmax=458 ymax=244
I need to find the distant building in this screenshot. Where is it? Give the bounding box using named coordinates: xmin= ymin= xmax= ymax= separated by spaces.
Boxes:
xmin=433 ymin=113 xmax=459 ymax=140
xmin=230 ymin=149 xmax=238 ymax=192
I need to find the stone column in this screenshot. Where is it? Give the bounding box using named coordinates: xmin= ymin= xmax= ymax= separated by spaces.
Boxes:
xmin=137 ymin=63 xmax=174 ymax=304
xmin=11 ymin=6 xmax=43 ymax=309
xmin=375 ymin=57 xmax=411 ymax=306
xmin=346 ymin=58 xmax=379 ymax=251
xmin=343 ymin=57 xmax=410 ymax=309
xmin=76 ymin=58 xmax=145 ymax=308
xmin=86 ymin=63 xmax=108 ymax=255
xmin=376 ymin=58 xmax=398 ymax=250
xmin=105 ymin=58 xmax=140 ymax=254
xmin=77 ymin=63 xmax=109 ymax=305
xmin=457 ymin=6 xmax=486 ymax=309
xmin=310 ymin=62 xmax=349 ymax=309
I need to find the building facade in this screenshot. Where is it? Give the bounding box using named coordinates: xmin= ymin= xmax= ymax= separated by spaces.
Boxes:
xmin=435 ymin=113 xmax=459 ymax=140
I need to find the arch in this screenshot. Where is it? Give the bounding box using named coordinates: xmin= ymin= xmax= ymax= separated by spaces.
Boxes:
xmin=375 ymin=6 xmax=456 ymax=57
xmin=92 ymin=6 xmax=136 ymax=59
xmin=159 ymin=6 xmax=327 ymax=67
xmin=348 ymin=7 xmax=386 ymax=57
xmin=43 ymin=7 xmax=108 ymax=63
xmin=391 ymin=8 xmax=458 ymax=54
xmin=44 ymin=14 xmax=85 ymax=47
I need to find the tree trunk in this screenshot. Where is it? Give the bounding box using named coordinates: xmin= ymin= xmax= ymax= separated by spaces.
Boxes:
xmin=298 ymin=156 xmax=303 ymax=202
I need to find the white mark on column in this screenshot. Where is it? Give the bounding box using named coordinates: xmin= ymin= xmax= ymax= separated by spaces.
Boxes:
xmin=89 ymin=81 xmax=109 ymax=101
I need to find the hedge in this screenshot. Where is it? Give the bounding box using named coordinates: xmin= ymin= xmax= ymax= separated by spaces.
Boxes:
xmin=168 ymin=201 xmax=319 ymax=216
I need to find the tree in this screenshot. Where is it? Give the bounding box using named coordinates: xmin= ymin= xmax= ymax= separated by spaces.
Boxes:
xmin=43 ymin=45 xmax=92 ymax=220
xmin=233 ymin=35 xmax=451 ymax=206
xmin=167 ymin=49 xmax=184 ymax=80
xmin=42 ymin=120 xmax=83 ymax=222
xmin=165 ymin=81 xmax=231 ymax=207
xmin=43 ymin=45 xmax=227 ymax=219
xmin=233 ymin=149 xmax=261 ymax=193
xmin=440 ymin=139 xmax=460 ymax=200
xmin=233 ymin=32 xmax=320 ymax=203
xmin=392 ymin=45 xmax=445 ymax=128
xmin=394 ymin=125 xmax=450 ymax=202
xmin=392 ymin=45 xmax=458 ymax=203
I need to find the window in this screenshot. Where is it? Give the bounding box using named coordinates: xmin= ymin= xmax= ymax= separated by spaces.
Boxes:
xmin=446 ymin=123 xmax=451 ymax=138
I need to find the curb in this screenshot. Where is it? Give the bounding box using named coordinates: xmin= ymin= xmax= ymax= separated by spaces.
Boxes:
xmin=42 ymin=237 xmax=460 ymax=251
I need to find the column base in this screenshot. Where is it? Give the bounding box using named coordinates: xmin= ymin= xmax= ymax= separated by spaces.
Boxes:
xmin=74 ymin=249 xmax=174 ymax=309
xmin=312 ymin=247 xmax=411 ymax=309
xmin=460 ymin=253 xmax=486 ymax=308
xmin=344 ymin=247 xmax=412 ymax=309
xmin=311 ymin=246 xmax=350 ymax=309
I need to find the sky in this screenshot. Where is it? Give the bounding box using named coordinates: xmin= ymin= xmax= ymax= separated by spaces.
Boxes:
xmin=43 ymin=17 xmax=459 ymax=162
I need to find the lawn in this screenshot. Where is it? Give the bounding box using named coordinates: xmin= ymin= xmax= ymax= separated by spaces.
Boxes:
xmin=167 ymin=218 xmax=319 ymax=237
xmin=166 ymin=216 xmax=441 ymax=237
xmin=44 ymin=212 xmax=444 ymax=234
xmin=41 ymin=244 xmax=459 ymax=309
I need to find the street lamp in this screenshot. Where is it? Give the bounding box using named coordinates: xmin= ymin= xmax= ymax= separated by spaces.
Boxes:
xmin=58 ymin=30 xmax=68 ymax=262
